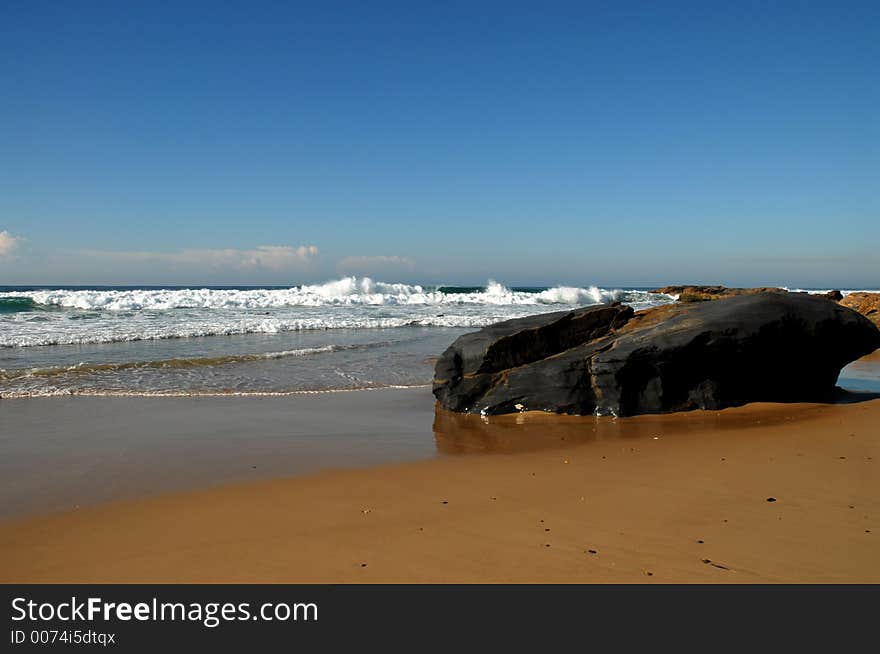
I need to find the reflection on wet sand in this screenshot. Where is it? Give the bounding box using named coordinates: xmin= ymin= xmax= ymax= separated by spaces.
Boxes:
xmin=838 ymin=349 xmax=880 ymax=393
xmin=432 ymin=401 xmax=839 ymax=455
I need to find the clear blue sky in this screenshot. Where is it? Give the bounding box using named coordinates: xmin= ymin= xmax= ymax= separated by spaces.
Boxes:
xmin=1 ymin=1 xmax=877 ymax=287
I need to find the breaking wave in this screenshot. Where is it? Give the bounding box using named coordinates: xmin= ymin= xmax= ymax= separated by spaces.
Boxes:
xmin=0 ymin=297 xmax=42 ymax=314
xmin=0 ymin=278 xmax=676 ymax=348
xmin=0 ymin=278 xmax=639 ymax=311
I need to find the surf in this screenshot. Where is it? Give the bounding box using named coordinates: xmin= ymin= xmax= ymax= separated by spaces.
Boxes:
xmin=0 ymin=278 xmax=664 ymax=311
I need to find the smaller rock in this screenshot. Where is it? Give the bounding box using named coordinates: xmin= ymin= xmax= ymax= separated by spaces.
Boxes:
xmin=650 ymin=285 xmax=785 ymax=302
xmin=840 ymin=292 xmax=880 ymax=327
xmin=823 ymin=290 xmax=844 ymax=302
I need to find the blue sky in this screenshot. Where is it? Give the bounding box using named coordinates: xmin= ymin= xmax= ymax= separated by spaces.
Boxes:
xmin=1 ymin=1 xmax=877 ymax=287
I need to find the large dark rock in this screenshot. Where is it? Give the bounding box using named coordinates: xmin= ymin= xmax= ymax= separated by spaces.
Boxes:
xmin=432 ymin=304 xmax=633 ymax=413
xmin=433 ymin=292 xmax=880 ymax=417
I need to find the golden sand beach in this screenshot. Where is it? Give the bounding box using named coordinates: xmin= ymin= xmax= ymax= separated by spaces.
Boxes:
xmin=1 ymin=392 xmax=877 ymax=583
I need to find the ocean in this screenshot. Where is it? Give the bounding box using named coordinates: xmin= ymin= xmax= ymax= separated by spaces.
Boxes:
xmin=0 ymin=279 xmax=877 ymax=397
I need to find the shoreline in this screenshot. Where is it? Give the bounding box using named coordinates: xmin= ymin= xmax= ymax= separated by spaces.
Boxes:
xmin=0 ymin=383 xmax=432 ymax=399
xmin=2 ymin=397 xmax=877 ymax=583
xmin=2 ymin=373 xmax=877 ymax=520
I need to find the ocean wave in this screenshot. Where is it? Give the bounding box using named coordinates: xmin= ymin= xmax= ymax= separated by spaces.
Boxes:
xmin=0 ymin=278 xmax=649 ymax=311
xmin=0 ymin=314 xmax=531 ymax=347
xmin=0 ymin=343 xmax=388 ymax=382
xmin=0 ymin=279 xmax=678 ymax=348
xmin=0 ymin=297 xmax=42 ymax=314
xmin=783 ymin=288 xmax=880 ymax=296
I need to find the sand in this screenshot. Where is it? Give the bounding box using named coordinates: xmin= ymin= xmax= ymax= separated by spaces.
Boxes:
xmin=839 ymin=348 xmax=880 ymax=393
xmin=1 ymin=397 xmax=877 ymax=583
xmin=0 ymin=389 xmax=437 ymax=518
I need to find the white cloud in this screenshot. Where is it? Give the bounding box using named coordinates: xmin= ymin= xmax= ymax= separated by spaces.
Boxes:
xmin=338 ymin=255 xmax=415 ymax=273
xmin=0 ymin=231 xmax=22 ymax=257
xmin=84 ymin=244 xmax=319 ymax=272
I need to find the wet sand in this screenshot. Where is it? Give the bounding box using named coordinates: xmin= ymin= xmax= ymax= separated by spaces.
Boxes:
xmin=1 ymin=396 xmax=877 ymax=583
xmin=839 ymin=348 xmax=880 ymax=392
xmin=0 ymin=389 xmax=437 ymax=519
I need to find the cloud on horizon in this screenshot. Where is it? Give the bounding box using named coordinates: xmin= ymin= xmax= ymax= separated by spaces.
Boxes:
xmin=82 ymin=244 xmax=319 ymax=272
xmin=0 ymin=231 xmax=22 ymax=257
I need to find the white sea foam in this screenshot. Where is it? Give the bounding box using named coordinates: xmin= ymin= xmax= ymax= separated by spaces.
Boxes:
xmin=1 ymin=277 xmax=658 ymax=311
xmin=783 ymin=288 xmax=879 ymax=296
xmin=534 ymin=285 xmax=619 ymax=304
xmin=0 ymin=314 xmax=534 ymax=347
xmin=0 ymin=278 xmax=676 ymax=347
xmin=0 ymin=384 xmax=432 ymax=399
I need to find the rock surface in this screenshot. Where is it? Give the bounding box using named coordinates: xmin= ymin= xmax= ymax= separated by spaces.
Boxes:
xmin=433 ymin=292 xmax=880 ymax=417
xmin=840 ymin=292 xmax=880 ymax=327
xmin=823 ymin=289 xmax=844 ymax=302
xmin=651 ymin=285 xmax=784 ymax=303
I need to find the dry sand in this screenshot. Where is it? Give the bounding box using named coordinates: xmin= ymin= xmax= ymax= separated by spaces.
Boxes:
xmin=1 ymin=397 xmax=878 ymax=583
